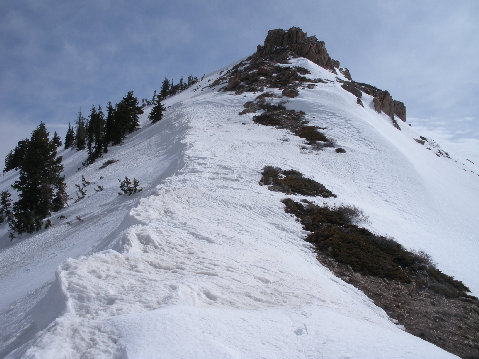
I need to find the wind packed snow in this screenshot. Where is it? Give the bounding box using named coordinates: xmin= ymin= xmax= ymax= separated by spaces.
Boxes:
xmin=1 ymin=57 xmax=477 ymax=358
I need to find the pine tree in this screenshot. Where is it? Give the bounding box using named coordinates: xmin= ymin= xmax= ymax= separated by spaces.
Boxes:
xmin=52 ymin=131 xmax=62 ymax=148
xmin=179 ymin=77 xmax=185 ymax=91
xmin=149 ymin=95 xmax=166 ymax=123
xmin=187 ymin=75 xmax=198 ymax=88
xmin=169 ymin=79 xmax=176 ymax=96
xmin=94 ymin=105 xmax=105 ymax=153
xmin=112 ymin=101 xmax=129 ymax=145
xmin=11 ymin=123 xmax=66 ymax=234
xmin=75 ymin=111 xmax=87 ymax=151
xmin=103 ymin=101 xmax=115 ymax=150
xmin=0 ymin=190 xmax=13 ymax=224
xmin=86 ymin=105 xmax=106 ymax=164
xmin=64 ymin=123 xmax=75 ymax=149
xmin=160 ymin=78 xmax=170 ymax=99
xmin=4 ymin=139 xmax=29 ymax=172
xmin=86 ymin=105 xmax=97 ymax=155
xmin=121 ymin=91 xmax=143 ymax=133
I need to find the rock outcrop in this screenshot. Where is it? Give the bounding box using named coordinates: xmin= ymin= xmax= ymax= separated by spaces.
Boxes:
xmin=393 ymin=101 xmax=406 ymax=122
xmin=350 ymin=82 xmax=406 ymax=123
xmin=373 ymin=90 xmax=395 ymax=119
xmin=218 ymin=26 xmax=407 ymax=124
xmin=256 ymin=27 xmax=341 ymax=71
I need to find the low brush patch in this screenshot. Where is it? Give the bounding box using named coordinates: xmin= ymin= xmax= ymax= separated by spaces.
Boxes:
xmin=282 ymin=198 xmax=470 ymax=295
xmin=252 ymin=102 xmax=333 ymax=147
xmin=260 ymin=166 xmax=336 ymax=198
xmin=99 ymin=159 xmax=118 ymax=169
xmin=281 ymin=198 xmax=478 ymax=358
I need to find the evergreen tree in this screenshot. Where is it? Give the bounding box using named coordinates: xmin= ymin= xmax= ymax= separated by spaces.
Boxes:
xmin=94 ymin=105 xmax=105 ymax=153
xmin=4 ymin=139 xmax=29 ymax=172
xmin=169 ymin=79 xmax=176 ymax=96
xmin=160 ymin=78 xmax=170 ymax=99
xmin=112 ymin=101 xmax=129 ymax=145
xmin=103 ymin=92 xmax=142 ymax=146
xmin=179 ymin=77 xmax=185 ymax=91
xmin=117 ymin=91 xmax=143 ymax=140
xmin=75 ymin=111 xmax=87 ymax=151
xmin=52 ymin=178 xmax=68 ymax=212
xmin=149 ymin=95 xmax=166 ymax=124
xmin=86 ymin=105 xmax=97 ymax=155
xmin=11 ymin=123 xmax=66 ymax=234
xmin=86 ymin=105 xmax=106 ymax=164
xmin=52 ymin=131 xmax=62 ymax=148
xmin=187 ymin=75 xmax=198 ymax=87
xmin=64 ymin=123 xmax=75 ymax=149
xmin=103 ymin=101 xmax=115 ymax=150
xmin=0 ymin=190 xmax=13 ymax=224
xmin=121 ymin=91 xmax=143 ymax=133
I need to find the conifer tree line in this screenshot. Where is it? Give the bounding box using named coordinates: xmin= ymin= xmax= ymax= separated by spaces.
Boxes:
xmin=69 ymin=90 xmax=144 ymax=165
xmin=2 ymin=74 xmax=197 ymax=237
xmin=160 ymin=75 xmax=199 ymax=100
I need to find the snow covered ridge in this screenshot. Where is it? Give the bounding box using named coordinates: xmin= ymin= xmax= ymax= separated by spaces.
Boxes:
xmin=1 ymin=28 xmax=479 ymax=358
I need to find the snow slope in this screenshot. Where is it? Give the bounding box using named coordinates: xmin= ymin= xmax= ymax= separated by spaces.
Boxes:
xmin=1 ymin=57 xmax=477 ymax=358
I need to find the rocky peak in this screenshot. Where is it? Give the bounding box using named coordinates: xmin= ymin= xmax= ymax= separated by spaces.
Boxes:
xmin=256 ymin=27 xmax=340 ymax=72
xmin=221 ymin=26 xmax=406 ymax=124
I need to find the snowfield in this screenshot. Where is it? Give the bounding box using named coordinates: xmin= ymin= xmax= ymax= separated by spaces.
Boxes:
xmin=1 ymin=57 xmax=477 ymax=358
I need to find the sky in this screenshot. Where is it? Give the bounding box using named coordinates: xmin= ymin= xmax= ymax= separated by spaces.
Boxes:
xmin=1 ymin=0 xmax=478 ymax=164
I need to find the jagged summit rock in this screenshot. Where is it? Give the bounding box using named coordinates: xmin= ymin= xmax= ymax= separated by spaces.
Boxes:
xmin=255 ymin=27 xmax=407 ymax=123
xmin=256 ymin=27 xmax=341 ymax=73
xmin=214 ymin=26 xmax=407 ymax=125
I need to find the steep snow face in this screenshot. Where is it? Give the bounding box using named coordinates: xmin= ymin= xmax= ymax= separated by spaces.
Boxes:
xmin=1 ymin=57 xmax=477 ymax=358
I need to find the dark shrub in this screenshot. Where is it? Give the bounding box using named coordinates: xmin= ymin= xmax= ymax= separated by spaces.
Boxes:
xmin=99 ymin=159 xmax=118 ymax=169
xmin=282 ymin=198 xmax=471 ymax=295
xmin=252 ymin=104 xmax=333 ymax=147
xmin=119 ymin=177 xmax=142 ymax=195
xmin=260 ymin=167 xmax=336 ymax=198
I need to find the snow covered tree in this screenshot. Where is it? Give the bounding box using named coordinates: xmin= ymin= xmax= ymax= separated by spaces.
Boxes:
xmin=149 ymin=95 xmax=166 ymax=123
xmin=11 ymin=123 xmax=66 ymax=234
xmin=75 ymin=111 xmax=87 ymax=151
xmin=64 ymin=123 xmax=75 ymax=149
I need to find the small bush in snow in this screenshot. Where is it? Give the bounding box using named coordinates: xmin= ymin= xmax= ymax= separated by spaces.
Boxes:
xmin=119 ymin=177 xmax=142 ymax=195
xmin=99 ymin=159 xmax=118 ymax=170
xmin=74 ymin=175 xmax=90 ymax=202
